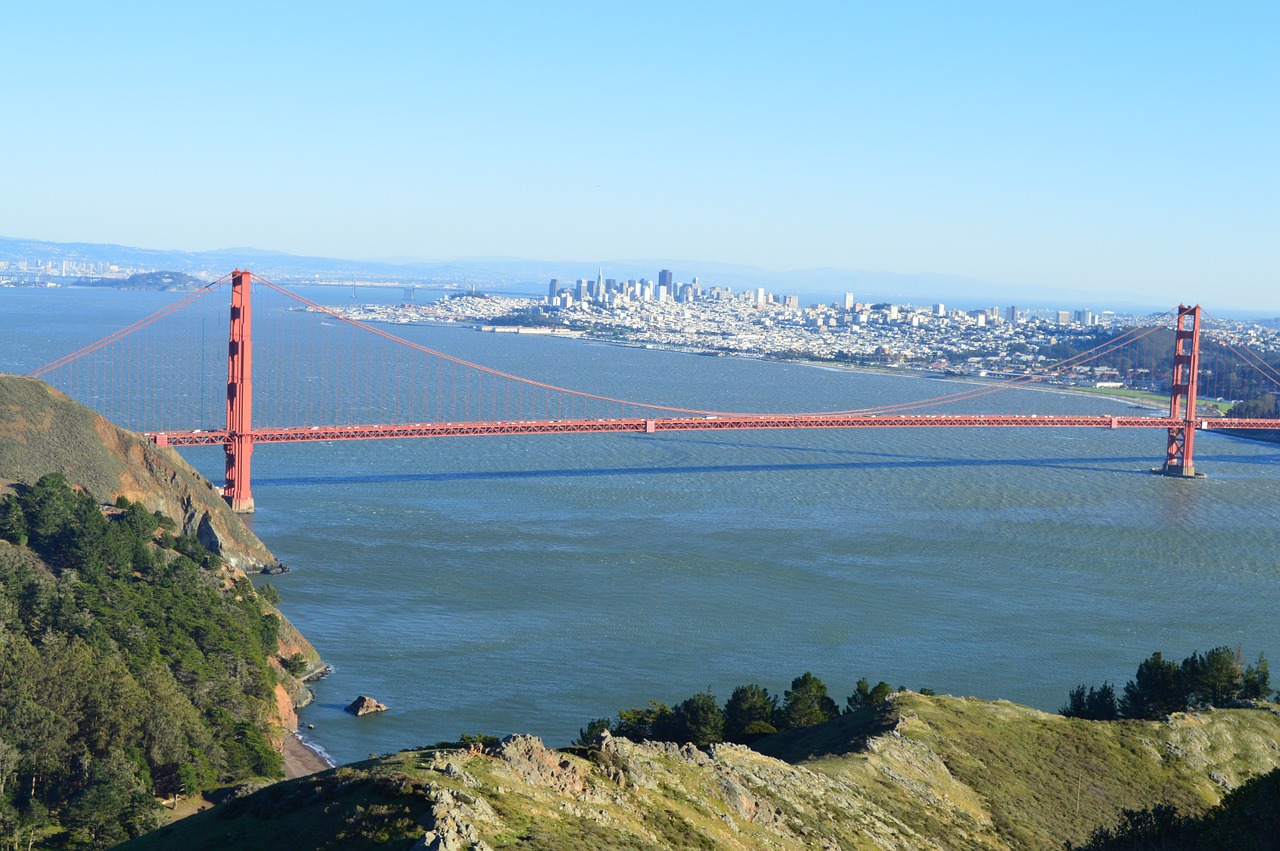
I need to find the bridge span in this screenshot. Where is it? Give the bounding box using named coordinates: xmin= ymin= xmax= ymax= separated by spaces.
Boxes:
xmin=150 ymin=413 xmax=1280 ymax=447
xmin=29 ymin=269 xmax=1280 ymax=512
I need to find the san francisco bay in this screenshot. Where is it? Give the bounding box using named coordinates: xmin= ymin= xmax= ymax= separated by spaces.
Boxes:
xmin=6 ymin=286 xmax=1279 ymax=766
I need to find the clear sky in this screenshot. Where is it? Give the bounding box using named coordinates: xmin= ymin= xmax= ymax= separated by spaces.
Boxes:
xmin=2 ymin=2 xmax=1276 ymax=308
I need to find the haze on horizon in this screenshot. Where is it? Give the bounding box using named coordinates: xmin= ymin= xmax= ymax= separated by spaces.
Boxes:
xmin=2 ymin=2 xmax=1276 ymax=311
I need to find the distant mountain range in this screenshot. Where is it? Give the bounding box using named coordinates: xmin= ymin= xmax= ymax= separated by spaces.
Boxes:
xmin=0 ymin=234 xmax=1198 ymax=314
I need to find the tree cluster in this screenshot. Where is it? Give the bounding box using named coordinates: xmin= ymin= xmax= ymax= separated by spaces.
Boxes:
xmin=1227 ymin=392 xmax=1280 ymax=419
xmin=577 ymin=672 xmax=907 ymax=748
xmin=1061 ymin=647 xmax=1272 ymax=721
xmin=0 ymin=474 xmax=286 ymax=848
xmin=1032 ymin=327 xmax=1280 ymax=410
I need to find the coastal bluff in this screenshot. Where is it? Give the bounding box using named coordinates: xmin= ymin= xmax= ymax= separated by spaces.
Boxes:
xmin=0 ymin=372 xmax=324 ymax=734
xmin=0 ymin=374 xmax=273 ymax=569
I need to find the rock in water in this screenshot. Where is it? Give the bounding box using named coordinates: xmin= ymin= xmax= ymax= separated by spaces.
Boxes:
xmin=345 ymin=695 xmax=388 ymax=716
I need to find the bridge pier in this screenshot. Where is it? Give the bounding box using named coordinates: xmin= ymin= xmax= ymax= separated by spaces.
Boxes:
xmin=1159 ymin=305 xmax=1202 ymax=478
xmin=224 ymin=269 xmax=255 ymax=512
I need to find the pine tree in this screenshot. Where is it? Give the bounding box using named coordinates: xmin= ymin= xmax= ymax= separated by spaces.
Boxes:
xmin=778 ymin=672 xmax=839 ymax=729
xmin=1119 ymin=652 xmax=1185 ymax=719
xmin=724 ymin=684 xmax=777 ymax=742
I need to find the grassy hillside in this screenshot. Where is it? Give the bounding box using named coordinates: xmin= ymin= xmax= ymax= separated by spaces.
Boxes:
xmin=1069 ymin=767 xmax=1280 ymax=850
xmin=121 ymin=693 xmax=1280 ymax=851
xmin=758 ymin=694 xmax=1280 ymax=848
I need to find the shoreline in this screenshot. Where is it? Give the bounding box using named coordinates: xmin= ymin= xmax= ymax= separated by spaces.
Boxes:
xmin=283 ymin=730 xmax=334 ymax=778
xmin=411 ymin=316 xmax=1185 ymax=414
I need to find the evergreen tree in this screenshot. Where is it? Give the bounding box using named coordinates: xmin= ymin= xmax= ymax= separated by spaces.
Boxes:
xmin=0 ymin=493 xmax=27 ymax=546
xmin=778 ymin=672 xmax=839 ymax=729
xmin=1086 ymin=682 xmax=1119 ymax=720
xmin=119 ymin=499 xmax=159 ymax=537
xmin=1240 ymin=653 xmax=1271 ymax=701
xmin=574 ymin=718 xmax=611 ymax=747
xmin=1061 ymin=682 xmax=1119 ymax=720
xmin=673 ymin=690 xmax=725 ymax=746
xmin=612 ymin=701 xmax=676 ymax=742
xmin=723 ymin=684 xmax=777 ymax=743
xmin=259 ymin=582 xmax=281 ymax=607
xmin=1120 ymin=652 xmax=1185 ymax=719
xmin=62 ymin=490 xmax=111 ymax=576
xmin=62 ymin=750 xmax=159 ymax=847
xmin=847 ymin=677 xmax=893 ymax=712
xmin=19 ymin=473 xmax=77 ymax=549
xmin=1181 ymin=647 xmax=1242 ymax=708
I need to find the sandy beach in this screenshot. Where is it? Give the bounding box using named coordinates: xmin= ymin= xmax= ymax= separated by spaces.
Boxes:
xmin=283 ymin=732 xmax=333 ymax=778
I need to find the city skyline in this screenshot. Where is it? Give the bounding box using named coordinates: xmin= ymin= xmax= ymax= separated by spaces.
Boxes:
xmin=2 ymin=2 xmax=1276 ymax=310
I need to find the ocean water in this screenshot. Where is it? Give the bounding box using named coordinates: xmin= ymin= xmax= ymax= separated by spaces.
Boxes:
xmin=5 ymin=286 xmax=1279 ymax=765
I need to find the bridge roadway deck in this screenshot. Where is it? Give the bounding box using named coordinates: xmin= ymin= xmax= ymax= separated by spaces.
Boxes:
xmin=146 ymin=415 xmax=1280 ymax=446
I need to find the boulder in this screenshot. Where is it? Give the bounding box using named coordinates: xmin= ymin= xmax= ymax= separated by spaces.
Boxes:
xmin=344 ymin=695 xmax=388 ymax=716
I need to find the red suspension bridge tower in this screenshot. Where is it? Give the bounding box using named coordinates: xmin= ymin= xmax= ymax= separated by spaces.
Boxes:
xmin=1161 ymin=304 xmax=1202 ymax=478
xmin=224 ymin=270 xmax=255 ymax=512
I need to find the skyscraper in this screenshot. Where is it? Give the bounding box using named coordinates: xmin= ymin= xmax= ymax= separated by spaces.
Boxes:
xmin=659 ymin=269 xmax=673 ymax=291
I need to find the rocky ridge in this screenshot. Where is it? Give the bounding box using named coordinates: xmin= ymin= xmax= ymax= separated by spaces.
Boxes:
xmin=123 ymin=693 xmax=1280 ymax=850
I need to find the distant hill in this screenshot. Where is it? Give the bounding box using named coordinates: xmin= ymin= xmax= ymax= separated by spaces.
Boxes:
xmin=0 ymin=234 xmax=1191 ymax=313
xmin=82 ymin=270 xmax=208 ymax=291
xmin=121 ymin=692 xmax=1280 ymax=850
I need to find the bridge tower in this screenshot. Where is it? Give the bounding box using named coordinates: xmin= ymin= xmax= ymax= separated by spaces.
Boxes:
xmin=1161 ymin=304 xmax=1202 ymax=477
xmin=223 ymin=270 xmax=255 ymax=512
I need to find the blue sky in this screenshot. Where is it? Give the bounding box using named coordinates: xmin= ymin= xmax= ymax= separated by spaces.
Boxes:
xmin=2 ymin=2 xmax=1276 ymax=308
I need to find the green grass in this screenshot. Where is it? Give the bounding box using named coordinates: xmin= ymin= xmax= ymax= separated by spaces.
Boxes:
xmin=763 ymin=695 xmax=1280 ymax=849
xmin=1067 ymin=384 xmax=1234 ymax=413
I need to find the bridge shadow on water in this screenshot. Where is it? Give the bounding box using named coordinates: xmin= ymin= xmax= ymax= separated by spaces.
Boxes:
xmin=253 ymin=448 xmax=1170 ymax=490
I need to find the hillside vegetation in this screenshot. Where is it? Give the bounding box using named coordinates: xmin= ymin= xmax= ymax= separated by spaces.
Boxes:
xmin=123 ymin=692 xmax=1280 ymax=851
xmin=1069 ymin=767 xmax=1280 ymax=850
xmin=0 ymin=376 xmax=322 ymax=848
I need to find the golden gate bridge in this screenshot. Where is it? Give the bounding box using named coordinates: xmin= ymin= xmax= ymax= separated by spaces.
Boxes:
xmin=26 ymin=270 xmax=1280 ymax=512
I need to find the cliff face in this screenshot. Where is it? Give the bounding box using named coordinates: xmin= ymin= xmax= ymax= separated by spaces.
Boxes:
xmin=122 ymin=694 xmax=1280 ymax=851
xmin=0 ymin=374 xmax=272 ymax=568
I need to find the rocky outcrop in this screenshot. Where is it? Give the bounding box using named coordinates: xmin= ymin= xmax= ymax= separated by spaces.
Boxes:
xmin=492 ymin=734 xmax=590 ymax=797
xmin=345 ymin=695 xmax=388 ymax=716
